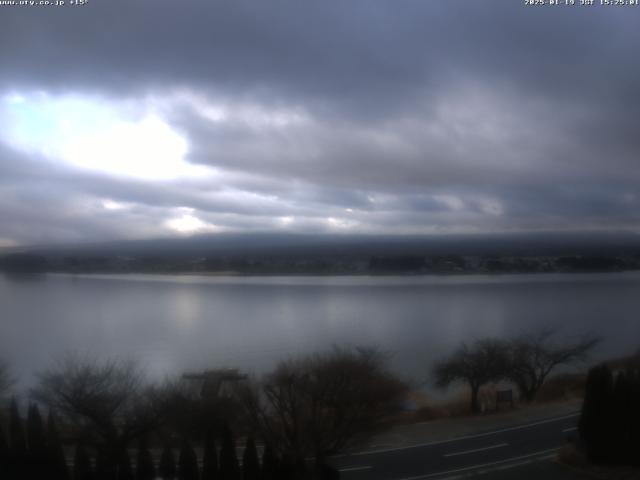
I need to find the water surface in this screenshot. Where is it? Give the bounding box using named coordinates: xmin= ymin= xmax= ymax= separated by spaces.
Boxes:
xmin=2 ymin=272 xmax=638 ymax=391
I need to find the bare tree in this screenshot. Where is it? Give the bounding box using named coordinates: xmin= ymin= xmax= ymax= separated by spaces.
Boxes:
xmin=433 ymin=339 xmax=509 ymax=414
xmin=153 ymin=375 xmax=240 ymax=440
xmin=237 ymin=346 xmax=408 ymax=467
xmin=31 ymin=354 xmax=165 ymax=455
xmin=507 ymin=329 xmax=599 ymax=402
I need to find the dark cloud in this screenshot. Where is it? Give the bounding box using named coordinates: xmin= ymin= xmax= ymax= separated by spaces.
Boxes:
xmin=0 ymin=1 xmax=639 ymax=245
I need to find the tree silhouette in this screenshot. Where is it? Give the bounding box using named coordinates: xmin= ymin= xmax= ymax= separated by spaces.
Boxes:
xmin=202 ymin=430 xmax=219 ymax=480
xmin=95 ymin=446 xmax=118 ymax=480
xmin=507 ymin=330 xmax=599 ymax=402
xmin=610 ymin=370 xmax=634 ymax=463
xmin=631 ymin=369 xmax=640 ymax=466
xmin=136 ymin=437 xmax=155 ymax=480
xmin=0 ymin=423 xmax=9 ymax=480
xmin=117 ymin=448 xmax=135 ymax=480
xmin=9 ymin=399 xmax=27 ymax=480
xmin=95 ymin=447 xmax=109 ymax=480
xmin=579 ymin=364 xmax=640 ymax=466
xmin=277 ymin=453 xmax=296 ymax=480
xmin=159 ymin=445 xmax=176 ymax=480
xmin=46 ymin=411 xmax=70 ymax=480
xmin=178 ymin=438 xmax=199 ymax=480
xmin=434 ymin=339 xmax=509 ymax=414
xmin=579 ymin=364 xmax=614 ymax=462
xmin=0 ymin=360 xmax=13 ymax=399
xmin=27 ymin=404 xmax=48 ymax=480
xmin=242 ymin=437 xmax=260 ymax=480
xmin=260 ymin=444 xmax=278 ymax=480
xmin=32 ymin=355 xmax=165 ymax=458
xmin=219 ymin=424 xmax=239 ymax=480
xmin=73 ymin=444 xmax=94 ymax=480
xmin=238 ymin=346 xmax=407 ymax=465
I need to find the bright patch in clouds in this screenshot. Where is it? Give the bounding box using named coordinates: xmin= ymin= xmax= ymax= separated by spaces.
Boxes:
xmin=1 ymin=92 xmax=207 ymax=180
xmin=165 ymin=90 xmax=310 ymax=129
xmin=326 ymin=216 xmax=359 ymax=230
xmin=101 ymin=199 xmax=131 ymax=211
xmin=279 ymin=216 xmax=294 ymax=226
xmin=165 ymin=209 xmax=218 ymax=234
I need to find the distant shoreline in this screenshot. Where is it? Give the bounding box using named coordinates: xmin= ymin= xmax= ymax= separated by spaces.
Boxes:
xmin=39 ymin=268 xmax=640 ymax=279
xmin=5 ymin=266 xmax=640 ymax=277
xmin=2 ymin=249 xmax=640 ymax=277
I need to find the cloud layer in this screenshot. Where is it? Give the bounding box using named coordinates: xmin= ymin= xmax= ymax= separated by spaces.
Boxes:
xmin=1 ymin=1 xmax=639 ymax=245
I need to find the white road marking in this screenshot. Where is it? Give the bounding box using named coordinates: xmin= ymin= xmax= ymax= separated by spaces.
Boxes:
xmin=339 ymin=465 xmax=372 ymax=472
xmin=461 ymin=454 xmax=556 ymax=479
xmin=346 ymin=412 xmax=579 ymax=456
xmin=443 ymin=442 xmax=508 ymax=458
xmin=562 ymin=426 xmax=577 ymax=433
xmin=396 ymin=447 xmax=560 ymax=480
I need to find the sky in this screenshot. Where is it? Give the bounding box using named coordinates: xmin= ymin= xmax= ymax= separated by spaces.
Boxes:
xmin=1 ymin=0 xmax=639 ymax=247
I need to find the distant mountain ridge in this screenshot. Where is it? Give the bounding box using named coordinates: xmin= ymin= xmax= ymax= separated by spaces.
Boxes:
xmin=5 ymin=230 xmax=640 ymax=257
xmin=2 ymin=231 xmax=640 ymax=275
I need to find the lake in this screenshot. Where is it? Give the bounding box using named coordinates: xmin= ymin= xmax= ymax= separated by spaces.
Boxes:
xmin=2 ymin=271 xmax=639 ymax=393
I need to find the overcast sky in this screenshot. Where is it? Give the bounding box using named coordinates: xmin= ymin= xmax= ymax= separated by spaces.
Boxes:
xmin=1 ymin=0 xmax=639 ymax=247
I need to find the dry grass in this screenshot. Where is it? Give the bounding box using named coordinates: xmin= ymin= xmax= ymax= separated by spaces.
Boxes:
xmin=409 ymin=384 xmax=507 ymax=422
xmin=406 ymin=374 xmax=587 ymax=425
xmin=535 ymin=372 xmax=586 ymax=403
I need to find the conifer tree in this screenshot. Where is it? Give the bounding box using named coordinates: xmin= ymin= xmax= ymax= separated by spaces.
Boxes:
xmin=27 ymin=404 xmax=48 ymax=480
xmin=159 ymin=445 xmax=176 ymax=480
xmin=611 ymin=371 xmax=634 ymax=463
xmin=260 ymin=444 xmax=278 ymax=480
xmin=202 ymin=431 xmax=218 ymax=480
xmin=277 ymin=453 xmax=296 ymax=480
xmin=631 ymin=369 xmax=640 ymax=466
xmin=0 ymin=424 xmax=9 ymax=480
xmin=242 ymin=437 xmax=260 ymax=480
xmin=46 ymin=411 xmax=70 ymax=480
xmin=136 ymin=437 xmax=155 ymax=480
xmin=219 ymin=425 xmax=239 ymax=480
xmin=178 ymin=438 xmax=199 ymax=480
xmin=95 ymin=447 xmax=116 ymax=480
xmin=579 ymin=364 xmax=614 ymax=462
xmin=73 ymin=444 xmax=94 ymax=480
xmin=117 ymin=448 xmax=135 ymax=480
xmin=9 ymin=399 xmax=27 ymax=480
xmin=579 ymin=363 xmax=640 ymax=466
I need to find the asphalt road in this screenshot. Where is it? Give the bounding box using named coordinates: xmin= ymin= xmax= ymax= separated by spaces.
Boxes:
xmin=330 ymin=413 xmax=581 ymax=480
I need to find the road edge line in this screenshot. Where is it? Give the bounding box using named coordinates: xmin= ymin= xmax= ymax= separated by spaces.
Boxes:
xmin=395 ymin=448 xmax=560 ymax=480
xmin=345 ymin=412 xmax=579 ymax=457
